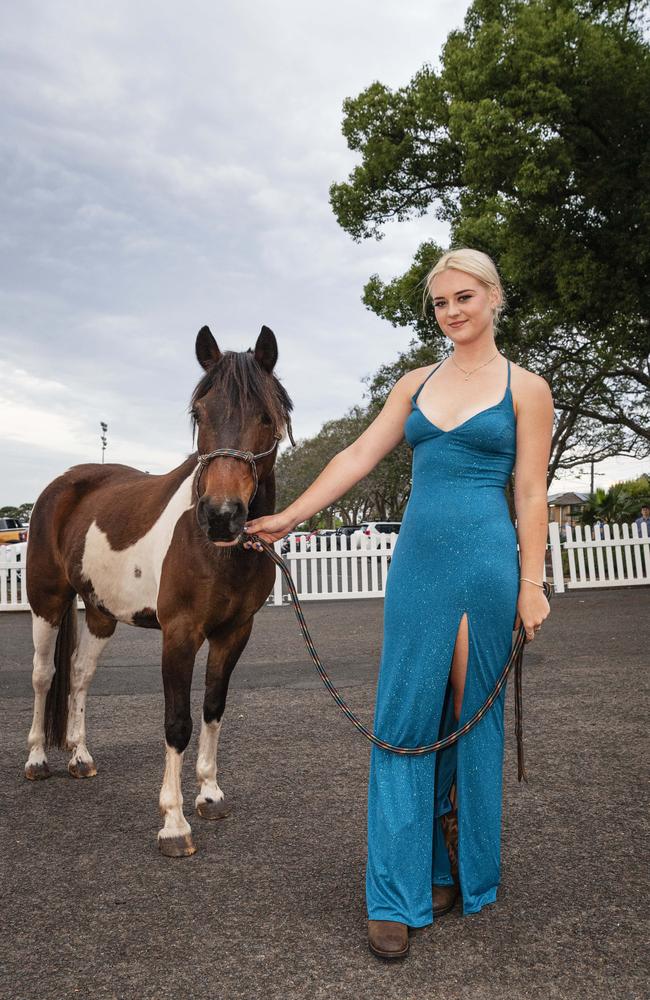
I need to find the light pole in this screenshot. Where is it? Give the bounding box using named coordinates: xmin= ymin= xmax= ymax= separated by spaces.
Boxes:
xmin=100 ymin=422 xmax=108 ymax=464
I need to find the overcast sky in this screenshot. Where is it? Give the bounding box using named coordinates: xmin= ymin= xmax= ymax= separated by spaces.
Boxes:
xmin=1 ymin=1 xmax=644 ymax=506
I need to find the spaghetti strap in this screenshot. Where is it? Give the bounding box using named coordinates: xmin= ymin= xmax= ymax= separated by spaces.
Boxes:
xmin=506 ymin=358 xmax=511 ymax=389
xmin=412 ymin=360 xmax=444 ymax=403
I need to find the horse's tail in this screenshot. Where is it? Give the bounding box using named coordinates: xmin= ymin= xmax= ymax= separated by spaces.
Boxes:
xmin=44 ymin=600 xmax=77 ymax=748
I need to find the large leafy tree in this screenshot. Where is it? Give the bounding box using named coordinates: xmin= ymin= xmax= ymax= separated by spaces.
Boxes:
xmin=0 ymin=503 xmax=33 ymax=520
xmin=276 ymin=403 xmax=412 ymax=524
xmin=330 ymin=0 xmax=650 ymax=485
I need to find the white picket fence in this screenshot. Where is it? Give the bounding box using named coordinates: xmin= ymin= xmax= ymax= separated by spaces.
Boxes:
xmin=0 ymin=534 xmax=398 ymax=611
xmin=548 ymin=519 xmax=650 ymax=593
xmin=0 ymin=542 xmax=28 ymax=610
xmin=1 ymin=521 xmax=648 ymax=612
xmin=269 ymin=532 xmax=396 ymax=603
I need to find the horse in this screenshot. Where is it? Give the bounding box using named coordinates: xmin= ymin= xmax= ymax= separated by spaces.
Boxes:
xmin=24 ymin=324 xmax=294 ymax=856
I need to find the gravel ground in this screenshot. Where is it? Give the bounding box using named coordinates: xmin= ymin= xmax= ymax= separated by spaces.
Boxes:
xmin=0 ymin=586 xmax=647 ymax=1000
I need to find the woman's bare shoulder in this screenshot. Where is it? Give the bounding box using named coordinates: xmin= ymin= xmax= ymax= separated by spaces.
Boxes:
xmin=509 ymin=360 xmax=554 ymax=417
xmin=401 ymin=363 xmax=441 ymax=393
xmin=510 ymin=360 xmax=552 ymax=390
xmin=375 ymin=365 xmax=437 ymax=404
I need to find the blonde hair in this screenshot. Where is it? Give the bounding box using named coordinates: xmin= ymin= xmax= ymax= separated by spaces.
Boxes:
xmin=422 ymin=247 xmax=507 ymax=329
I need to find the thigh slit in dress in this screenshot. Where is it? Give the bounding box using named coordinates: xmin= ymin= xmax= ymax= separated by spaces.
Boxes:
xmin=365 ymin=358 xmax=519 ymax=927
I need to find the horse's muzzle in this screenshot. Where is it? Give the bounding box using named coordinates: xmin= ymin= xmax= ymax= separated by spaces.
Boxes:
xmin=196 ymin=496 xmax=247 ymax=543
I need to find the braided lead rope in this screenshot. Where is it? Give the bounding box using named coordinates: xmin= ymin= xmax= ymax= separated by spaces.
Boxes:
xmin=241 ymin=533 xmax=552 ymax=779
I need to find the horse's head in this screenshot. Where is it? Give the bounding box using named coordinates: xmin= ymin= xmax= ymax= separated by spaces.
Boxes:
xmin=191 ymin=324 xmax=294 ymax=546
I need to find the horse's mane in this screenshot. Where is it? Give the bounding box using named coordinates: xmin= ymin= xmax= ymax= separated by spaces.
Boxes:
xmin=190 ymin=350 xmax=294 ymax=444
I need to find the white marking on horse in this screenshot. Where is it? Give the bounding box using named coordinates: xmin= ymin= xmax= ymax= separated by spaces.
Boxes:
xmin=66 ymin=622 xmax=112 ymax=767
xmin=159 ymin=744 xmax=192 ymax=841
xmin=80 ymin=472 xmax=196 ymax=623
xmin=195 ymin=717 xmax=225 ymax=809
xmin=25 ymin=614 xmax=57 ymax=771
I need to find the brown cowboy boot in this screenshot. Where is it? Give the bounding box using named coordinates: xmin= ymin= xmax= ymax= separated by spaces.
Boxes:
xmin=432 ymin=882 xmax=459 ymax=916
xmin=367 ymin=920 xmax=409 ymax=960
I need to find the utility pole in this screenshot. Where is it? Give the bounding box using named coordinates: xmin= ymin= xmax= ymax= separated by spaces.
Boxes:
xmin=100 ymin=422 xmax=108 ymax=464
xmin=588 ymin=458 xmax=605 ymax=496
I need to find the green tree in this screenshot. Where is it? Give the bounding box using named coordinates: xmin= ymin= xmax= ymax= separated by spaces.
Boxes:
xmin=0 ymin=504 xmax=33 ymax=521
xmin=330 ymin=0 xmax=650 ymax=484
xmin=578 ymin=472 xmax=650 ymax=524
xmin=276 ymin=403 xmax=413 ymax=525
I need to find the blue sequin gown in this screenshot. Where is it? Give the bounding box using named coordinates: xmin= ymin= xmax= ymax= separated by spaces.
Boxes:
xmin=365 ymin=357 xmax=519 ymax=927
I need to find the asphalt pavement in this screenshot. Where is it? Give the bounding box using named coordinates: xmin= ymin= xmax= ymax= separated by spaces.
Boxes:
xmin=0 ymin=586 xmax=647 ymax=1000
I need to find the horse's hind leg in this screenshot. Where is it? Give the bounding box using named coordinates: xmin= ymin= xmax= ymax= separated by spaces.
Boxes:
xmin=195 ymin=620 xmax=253 ymax=820
xmin=25 ymin=613 xmax=60 ymax=779
xmin=66 ymin=606 xmax=116 ymax=778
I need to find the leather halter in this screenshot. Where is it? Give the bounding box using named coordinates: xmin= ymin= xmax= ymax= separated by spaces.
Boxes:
xmin=194 ymin=435 xmax=282 ymax=503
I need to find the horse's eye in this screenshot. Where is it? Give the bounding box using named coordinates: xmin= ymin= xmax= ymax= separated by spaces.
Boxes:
xmin=260 ymin=413 xmax=273 ymax=425
xmin=191 ymin=408 xmax=200 ymax=422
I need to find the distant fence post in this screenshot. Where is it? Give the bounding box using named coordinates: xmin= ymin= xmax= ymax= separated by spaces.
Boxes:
xmin=272 ymin=539 xmax=284 ymax=605
xmin=548 ymin=521 xmax=565 ymax=594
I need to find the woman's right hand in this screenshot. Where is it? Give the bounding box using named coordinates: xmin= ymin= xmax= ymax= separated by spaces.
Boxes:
xmin=241 ymin=509 xmax=298 ymax=548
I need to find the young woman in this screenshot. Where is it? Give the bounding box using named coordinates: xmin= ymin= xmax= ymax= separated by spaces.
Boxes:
xmin=243 ymin=247 xmax=554 ymax=960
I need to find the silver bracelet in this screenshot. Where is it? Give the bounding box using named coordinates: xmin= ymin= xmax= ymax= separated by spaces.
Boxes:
xmin=520 ymin=576 xmax=544 ymax=588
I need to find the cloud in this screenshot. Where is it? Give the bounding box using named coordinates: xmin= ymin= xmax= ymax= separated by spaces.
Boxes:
xmin=3 ymin=0 xmax=634 ymax=504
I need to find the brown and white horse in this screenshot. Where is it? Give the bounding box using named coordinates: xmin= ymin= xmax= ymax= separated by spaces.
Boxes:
xmin=24 ymin=324 xmax=294 ymax=856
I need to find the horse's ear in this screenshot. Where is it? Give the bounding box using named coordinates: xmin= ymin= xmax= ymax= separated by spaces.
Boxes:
xmin=196 ymin=326 xmax=222 ymax=371
xmin=254 ymin=325 xmax=278 ymax=372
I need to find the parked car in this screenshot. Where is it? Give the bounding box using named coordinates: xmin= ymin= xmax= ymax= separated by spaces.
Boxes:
xmin=309 ymin=529 xmax=339 ymax=551
xmin=334 ymin=525 xmax=367 ymax=550
xmin=280 ymin=531 xmax=316 ymax=554
xmin=0 ymin=517 xmax=28 ymax=545
xmin=351 ymin=521 xmax=402 ymax=550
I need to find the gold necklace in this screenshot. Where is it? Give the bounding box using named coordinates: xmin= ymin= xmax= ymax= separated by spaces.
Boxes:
xmin=449 ymin=350 xmax=501 ymax=381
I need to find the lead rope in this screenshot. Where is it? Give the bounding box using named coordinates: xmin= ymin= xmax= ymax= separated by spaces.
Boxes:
xmin=240 ymin=534 xmax=552 ymax=781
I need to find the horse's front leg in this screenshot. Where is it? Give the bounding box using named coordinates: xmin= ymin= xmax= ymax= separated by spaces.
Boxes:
xmin=158 ymin=622 xmax=203 ymax=857
xmin=195 ymin=620 xmax=253 ymax=821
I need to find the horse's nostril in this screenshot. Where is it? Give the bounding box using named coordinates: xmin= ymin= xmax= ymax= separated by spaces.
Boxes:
xmin=197 ymin=498 xmax=247 ymax=540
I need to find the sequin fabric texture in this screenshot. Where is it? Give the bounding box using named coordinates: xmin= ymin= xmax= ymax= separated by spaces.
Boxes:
xmin=365 ymin=358 xmax=519 ymax=926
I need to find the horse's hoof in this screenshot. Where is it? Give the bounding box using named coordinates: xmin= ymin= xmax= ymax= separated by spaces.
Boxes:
xmin=68 ymin=759 xmax=97 ymax=779
xmin=196 ymin=796 xmax=232 ymax=821
xmin=158 ymin=833 xmax=197 ymax=858
xmin=25 ymin=761 xmax=51 ymax=781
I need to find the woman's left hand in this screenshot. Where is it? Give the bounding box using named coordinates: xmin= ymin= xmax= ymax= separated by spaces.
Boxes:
xmin=513 ymin=583 xmax=551 ymax=642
